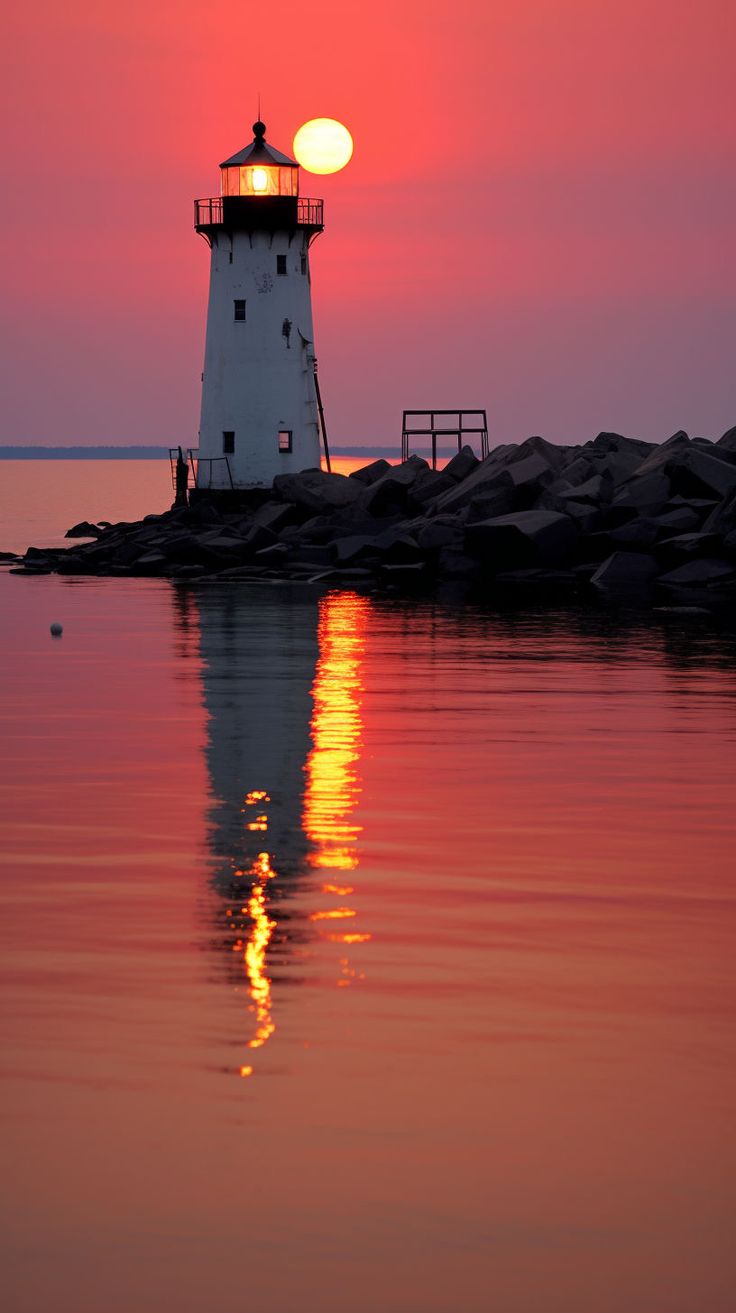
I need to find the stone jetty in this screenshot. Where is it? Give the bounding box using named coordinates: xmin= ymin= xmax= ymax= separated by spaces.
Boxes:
xmin=8 ymin=427 xmax=736 ymax=607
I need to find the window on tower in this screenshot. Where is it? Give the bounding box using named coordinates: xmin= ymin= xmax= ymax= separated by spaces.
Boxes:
xmin=301 ymin=254 xmax=307 ymax=275
xmin=276 ymin=255 xmax=287 ymax=276
xmin=278 ymin=430 xmax=292 ymax=453
xmin=223 ymin=431 xmax=235 ymax=454
xmin=233 ymin=300 xmax=246 ymax=321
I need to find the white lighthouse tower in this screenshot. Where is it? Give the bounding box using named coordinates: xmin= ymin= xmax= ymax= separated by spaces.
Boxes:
xmin=193 ymin=121 xmax=325 ymax=490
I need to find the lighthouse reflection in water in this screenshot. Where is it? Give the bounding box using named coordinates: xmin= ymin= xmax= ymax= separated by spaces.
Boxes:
xmin=193 ymin=584 xmax=371 ymax=1076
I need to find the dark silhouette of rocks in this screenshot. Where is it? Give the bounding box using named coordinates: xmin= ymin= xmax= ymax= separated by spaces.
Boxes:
xmin=348 ymin=457 xmax=391 ymax=486
xmin=465 ymin=510 xmax=577 ymax=568
xmin=65 ymin=520 xmax=102 ymax=538
xmin=591 ymin=552 xmax=660 ymax=591
xmin=716 ymin=425 xmax=736 ymax=460
xmin=7 ymin=427 xmax=736 ymax=609
xmin=658 ymin=559 xmax=735 ymax=590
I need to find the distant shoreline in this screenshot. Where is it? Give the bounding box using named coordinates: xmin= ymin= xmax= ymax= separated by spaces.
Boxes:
xmin=0 ymin=444 xmax=453 ymax=460
xmin=0 ymin=446 xmax=171 ymax=459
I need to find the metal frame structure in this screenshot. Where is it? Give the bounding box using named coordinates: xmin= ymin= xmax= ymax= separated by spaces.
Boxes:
xmin=401 ymin=410 xmax=489 ymax=468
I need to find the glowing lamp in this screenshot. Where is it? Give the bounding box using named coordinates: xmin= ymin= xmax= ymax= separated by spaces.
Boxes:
xmin=219 ymin=123 xmax=300 ymax=198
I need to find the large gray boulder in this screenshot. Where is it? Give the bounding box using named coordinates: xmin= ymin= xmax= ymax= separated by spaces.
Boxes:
xmin=612 ymin=472 xmax=671 ymax=514
xmin=652 ymin=506 xmax=701 ymax=535
xmin=562 ymin=473 xmax=614 ymax=506
xmin=294 ymin=513 xmax=344 ymax=544
xmin=65 ymin=520 xmax=102 ymax=539
xmin=465 ymin=510 xmax=577 ymax=569
xmin=466 ymin=488 xmax=515 ymax=522
xmin=509 ymin=435 xmax=572 ymax=471
xmin=357 ymin=455 xmax=430 ymax=516
xmin=331 ymin=534 xmax=382 ymax=566
xmin=666 ymin=449 xmax=736 ymax=500
xmin=330 ymin=527 xmax=420 ymax=567
xmin=194 ymin=532 xmax=252 ymax=554
xmin=416 ymin=519 xmax=464 ymax=552
xmin=24 ymin=546 xmax=68 ymax=561
xmin=558 ymin=456 xmax=596 ymax=486
xmin=589 ymin=431 xmax=654 ymax=457
xmin=584 ymin=433 xmax=658 ymax=486
xmin=348 ymin=458 xmax=391 ymax=486
xmin=579 ymin=521 xmax=658 ymax=564
xmin=557 ymin=501 xmax=601 ymax=534
xmin=181 ymin=500 xmax=224 ymax=526
xmin=429 ymin=449 xmax=517 ymax=515
xmin=703 ymin=487 xmax=736 ymax=537
xmin=590 ymin=449 xmax=647 ymax=485
xmin=133 ymin=552 xmax=167 ymax=575
xmin=629 ymin=431 xmax=690 ymax=479
xmin=374 ymin=530 xmax=423 ymax=564
xmin=657 ymin=558 xmax=735 ymax=589
xmin=607 ymin=518 xmax=659 ymax=548
xmin=443 ymin=445 xmax=480 ymax=482
xmin=251 ymin=501 xmax=298 ymax=532
xmin=590 ymin=552 xmax=659 ymax=590
xmin=408 ymin=469 xmax=457 ymax=506
xmin=273 ymin=468 xmax=362 ymax=512
xmin=716 ymin=425 xmax=736 ymax=462
xmin=669 ymin=495 xmax=719 ymax=513
xmin=654 ymin=532 xmax=722 ymax=566
xmin=505 ymin=451 xmax=557 ymax=494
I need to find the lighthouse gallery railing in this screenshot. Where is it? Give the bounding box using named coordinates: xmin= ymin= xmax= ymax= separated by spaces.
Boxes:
xmin=194 ymin=197 xmax=323 ymax=228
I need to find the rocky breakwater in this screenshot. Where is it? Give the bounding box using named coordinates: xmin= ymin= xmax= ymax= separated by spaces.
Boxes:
xmin=8 ymin=427 xmax=736 ymax=609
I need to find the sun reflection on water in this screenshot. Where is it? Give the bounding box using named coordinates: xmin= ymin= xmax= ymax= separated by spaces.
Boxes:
xmin=234 ymin=592 xmax=372 ymax=1076
xmin=303 ymin=592 xmax=368 ymax=870
xmin=243 ymin=849 xmax=277 ymax=1050
xmin=303 ymin=591 xmax=372 ymax=978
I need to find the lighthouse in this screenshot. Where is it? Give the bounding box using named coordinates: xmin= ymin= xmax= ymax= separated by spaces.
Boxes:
xmin=193 ymin=121 xmax=325 ymax=489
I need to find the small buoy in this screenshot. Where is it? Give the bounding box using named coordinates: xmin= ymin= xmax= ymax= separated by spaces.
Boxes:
xmin=50 ymin=622 xmax=63 ymax=638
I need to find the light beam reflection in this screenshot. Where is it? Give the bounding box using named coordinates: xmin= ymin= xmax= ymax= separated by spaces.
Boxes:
xmin=243 ymin=849 xmax=277 ymax=1050
xmin=303 ymin=591 xmax=372 ymax=981
xmin=235 ymin=803 xmax=278 ymax=1074
xmin=221 ymin=592 xmax=372 ymax=1077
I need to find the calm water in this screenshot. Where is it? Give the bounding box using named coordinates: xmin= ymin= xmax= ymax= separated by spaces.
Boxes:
xmin=1 ymin=463 xmax=736 ymax=1312
xmin=0 ymin=456 xmax=370 ymax=555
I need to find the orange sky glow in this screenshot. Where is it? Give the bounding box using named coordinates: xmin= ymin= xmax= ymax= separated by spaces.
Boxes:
xmin=2 ymin=0 xmax=734 ymax=446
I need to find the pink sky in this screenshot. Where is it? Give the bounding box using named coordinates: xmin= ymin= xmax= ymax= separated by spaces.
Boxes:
xmin=2 ymin=0 xmax=734 ymax=447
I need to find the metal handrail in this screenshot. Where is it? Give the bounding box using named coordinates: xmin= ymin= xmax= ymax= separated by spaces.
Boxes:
xmin=194 ymin=198 xmax=223 ymax=226
xmin=296 ymin=198 xmax=323 ymax=227
xmin=194 ymin=197 xmax=323 ymax=228
xmin=186 ymin=450 xmax=234 ymax=490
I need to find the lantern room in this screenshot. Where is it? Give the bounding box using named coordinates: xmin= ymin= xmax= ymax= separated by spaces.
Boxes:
xmin=220 ymin=121 xmax=299 ymax=198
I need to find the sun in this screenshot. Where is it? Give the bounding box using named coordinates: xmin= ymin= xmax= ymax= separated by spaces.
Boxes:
xmin=293 ymin=119 xmax=353 ymax=175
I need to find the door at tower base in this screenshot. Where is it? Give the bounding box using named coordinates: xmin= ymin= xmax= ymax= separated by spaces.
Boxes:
xmin=195 ymin=121 xmax=325 ymax=490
